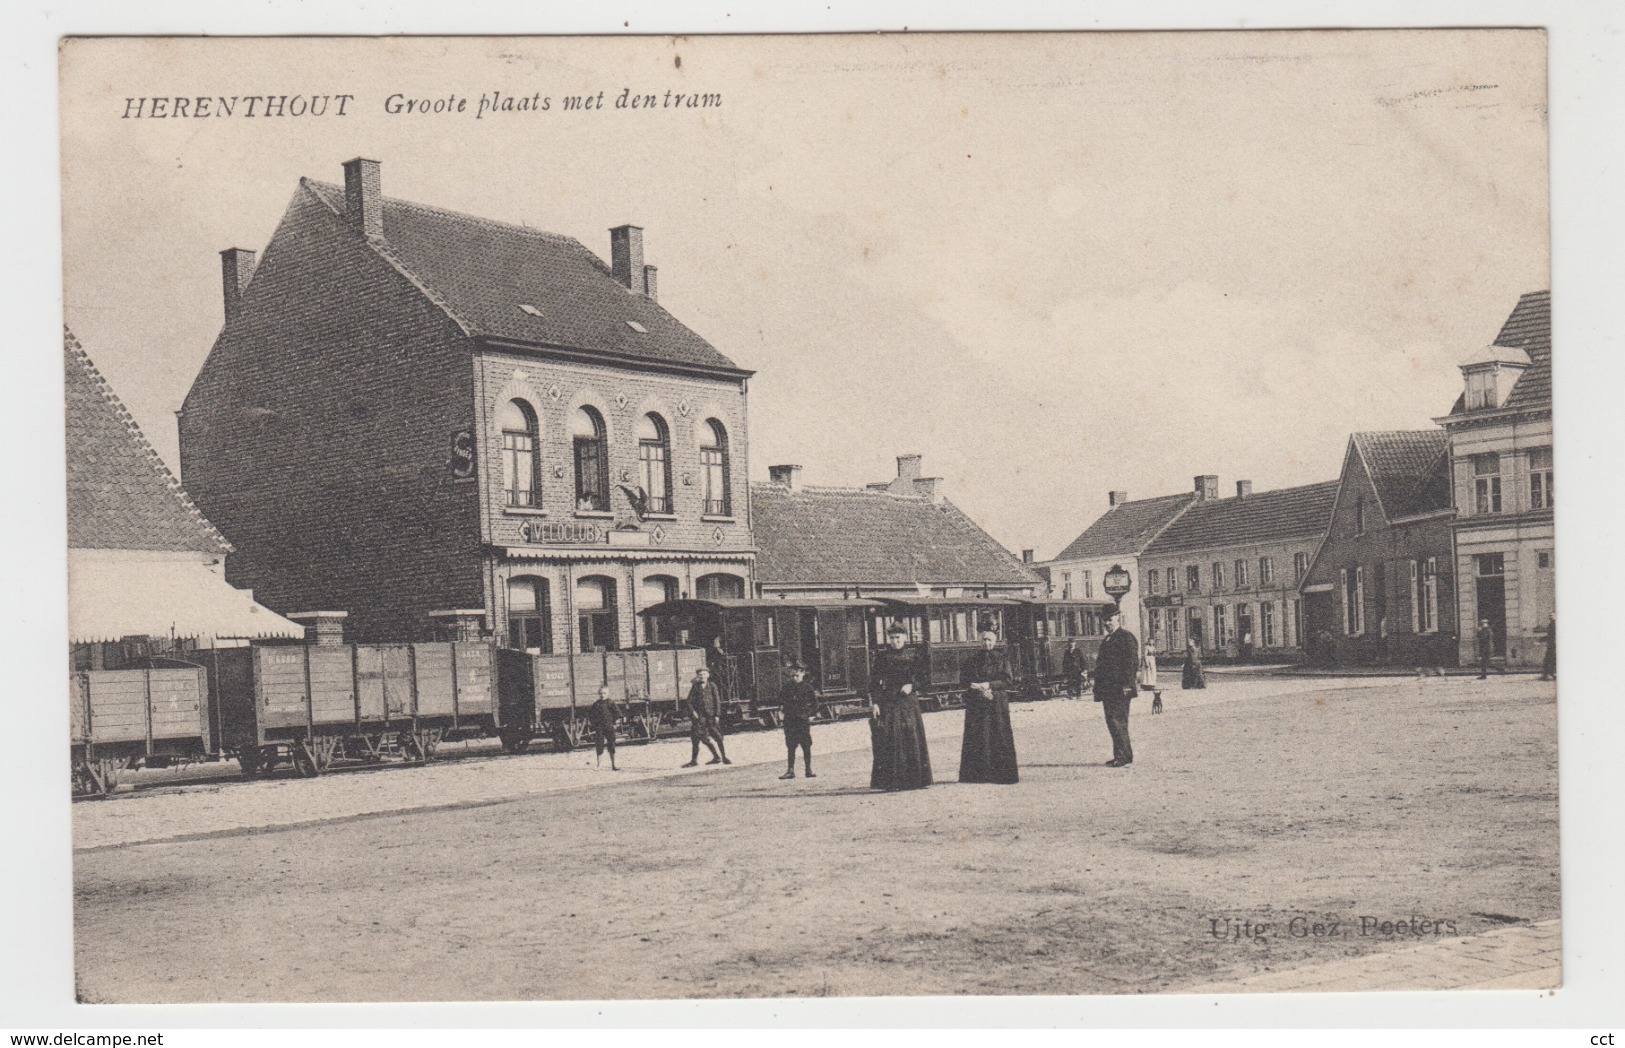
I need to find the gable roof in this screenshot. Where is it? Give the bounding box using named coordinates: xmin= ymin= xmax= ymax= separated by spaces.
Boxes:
xmin=1448 ymin=290 xmax=1551 ymax=416
xmin=301 ymin=179 xmax=745 ymax=375
xmin=65 ymin=329 xmax=231 ymax=554
xmin=751 ymin=484 xmax=1041 ymax=588
xmin=1143 ymin=480 xmax=1339 ymax=556
xmin=1351 ymin=430 xmax=1451 ymax=521
xmin=1051 ymin=492 xmax=1195 ymax=563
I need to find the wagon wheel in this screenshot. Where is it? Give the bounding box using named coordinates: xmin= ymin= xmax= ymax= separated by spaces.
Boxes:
xmin=238 ymin=745 xmax=265 ymax=778
xmin=500 ymin=730 xmax=532 ymax=755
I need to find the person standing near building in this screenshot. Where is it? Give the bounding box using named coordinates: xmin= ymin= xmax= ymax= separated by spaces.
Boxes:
xmin=1539 ymin=613 xmax=1556 ymax=681
xmin=1061 ymin=639 xmax=1088 ymax=700
xmin=779 ymin=660 xmax=817 ymax=779
xmin=589 ymin=685 xmax=622 ymax=771
xmin=1181 ymin=635 xmax=1207 ymax=690
xmin=869 ymin=622 xmax=933 ymax=791
xmin=1094 ymin=606 xmax=1140 ymax=767
xmin=682 ymin=666 xmax=731 ymax=767
xmin=1475 ymin=618 xmax=1500 ymax=680
xmin=958 ymin=628 xmax=1018 ymax=784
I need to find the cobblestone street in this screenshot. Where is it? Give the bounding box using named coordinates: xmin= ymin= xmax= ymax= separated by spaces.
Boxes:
xmin=72 ymin=674 xmax=1559 ymax=1003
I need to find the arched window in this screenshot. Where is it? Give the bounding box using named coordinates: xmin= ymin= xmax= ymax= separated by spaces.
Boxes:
xmin=572 ymin=406 xmax=609 ymax=512
xmin=507 ymin=576 xmax=552 ymax=652
xmin=499 ymin=399 xmax=540 ymax=508
xmin=637 ymin=413 xmax=673 ymax=514
xmin=696 ymin=572 xmax=745 ymax=601
xmin=575 ymin=575 xmax=619 ymax=652
xmin=640 ymin=574 xmax=680 ymax=644
xmin=700 ymin=419 xmax=731 ymax=516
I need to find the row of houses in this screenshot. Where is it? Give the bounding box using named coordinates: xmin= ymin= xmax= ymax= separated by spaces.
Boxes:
xmin=1041 ymin=290 xmax=1554 ymax=669
xmin=69 ymin=157 xmax=1550 ymax=673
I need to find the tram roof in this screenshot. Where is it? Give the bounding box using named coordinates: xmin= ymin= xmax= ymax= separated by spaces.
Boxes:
xmin=639 ymin=597 xmax=884 ymax=616
xmin=873 ymin=596 xmax=1023 ymax=608
xmin=1014 ymin=597 xmax=1117 ymax=608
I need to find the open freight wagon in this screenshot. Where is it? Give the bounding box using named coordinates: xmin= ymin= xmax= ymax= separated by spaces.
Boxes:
xmin=70 ymin=663 xmax=211 ymax=797
xmin=495 ymin=646 xmax=707 ymax=752
xmin=207 ymin=639 xmax=497 ymax=777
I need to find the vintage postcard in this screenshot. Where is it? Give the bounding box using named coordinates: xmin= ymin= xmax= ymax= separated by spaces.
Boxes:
xmin=59 ymin=31 xmax=1556 ymax=1003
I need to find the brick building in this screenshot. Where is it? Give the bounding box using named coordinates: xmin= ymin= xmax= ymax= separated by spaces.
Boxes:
xmin=1040 ymin=488 xmax=1197 ymax=636
xmin=180 ymin=159 xmax=755 ymax=649
xmin=1299 ymin=431 xmax=1458 ymax=667
xmin=66 ymin=329 xmax=300 ymax=667
xmin=1138 ymin=476 xmax=1339 ymax=661
xmin=1436 ymin=290 xmax=1554 ymax=668
xmin=751 ymin=455 xmax=1041 ymax=600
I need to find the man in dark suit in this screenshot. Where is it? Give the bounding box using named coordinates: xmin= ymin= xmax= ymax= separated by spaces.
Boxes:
xmin=1093 ymin=606 xmax=1140 ymax=767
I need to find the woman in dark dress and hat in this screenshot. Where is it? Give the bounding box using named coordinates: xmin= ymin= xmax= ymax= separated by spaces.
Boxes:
xmin=958 ymin=628 xmax=1019 ymax=783
xmin=868 ymin=622 xmax=933 ymax=791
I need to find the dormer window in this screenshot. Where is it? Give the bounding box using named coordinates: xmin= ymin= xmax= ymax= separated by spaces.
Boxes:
xmin=1465 ymin=367 xmax=1499 ymax=410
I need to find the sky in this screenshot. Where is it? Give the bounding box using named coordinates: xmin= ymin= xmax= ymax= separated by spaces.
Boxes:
xmin=58 ymin=31 xmax=1549 ymax=560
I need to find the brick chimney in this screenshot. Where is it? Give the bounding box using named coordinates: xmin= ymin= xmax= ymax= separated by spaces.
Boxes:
xmin=768 ymin=464 xmax=802 ymax=491
xmin=1021 ymin=549 xmax=1035 ymax=565
xmin=1236 ymin=480 xmax=1253 ymax=499
xmin=219 ymin=247 xmax=257 ymax=323
xmin=287 ymin=610 xmax=349 ymax=647
xmin=342 ymin=158 xmax=382 ymax=238
xmin=912 ymin=476 xmax=945 ymax=502
xmin=610 ymin=225 xmax=647 ymax=294
xmin=896 ymin=454 xmax=923 ymax=482
xmin=1195 ymin=474 xmax=1219 ymax=502
xmin=1108 ymin=490 xmax=1129 ymax=507
xmin=643 ymin=265 xmax=659 ymax=302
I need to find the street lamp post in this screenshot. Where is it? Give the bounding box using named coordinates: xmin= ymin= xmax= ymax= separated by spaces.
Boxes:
xmin=1103 ymin=563 xmax=1133 ymax=614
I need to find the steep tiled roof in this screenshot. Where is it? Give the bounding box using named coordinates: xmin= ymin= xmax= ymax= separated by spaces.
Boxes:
xmin=1052 ymin=493 xmax=1195 ymax=562
xmin=1352 ymin=430 xmax=1451 ymax=521
xmin=302 ymin=180 xmax=743 ymax=374
xmin=65 ymin=329 xmax=231 ymax=554
xmin=751 ymin=484 xmax=1041 ymax=588
xmin=1448 ymin=290 xmax=1551 ymax=416
xmin=1143 ymin=480 xmax=1338 ymax=555
xmin=1498 ymin=290 xmax=1551 ymax=410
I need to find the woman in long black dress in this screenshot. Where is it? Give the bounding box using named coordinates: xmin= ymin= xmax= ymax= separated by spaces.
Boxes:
xmin=869 ymin=623 xmax=933 ymax=791
xmin=1181 ymin=636 xmax=1207 ymax=690
xmin=959 ymin=629 xmax=1019 ymax=783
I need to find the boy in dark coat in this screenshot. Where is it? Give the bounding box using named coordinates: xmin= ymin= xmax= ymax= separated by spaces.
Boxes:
xmin=589 ymin=685 xmax=622 ymax=771
xmin=779 ymin=661 xmax=818 ymax=779
xmin=682 ymin=667 xmax=731 ymax=767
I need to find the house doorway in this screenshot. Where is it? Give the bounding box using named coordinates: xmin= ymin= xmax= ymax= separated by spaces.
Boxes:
xmin=1474 ymin=553 xmax=1507 ymax=656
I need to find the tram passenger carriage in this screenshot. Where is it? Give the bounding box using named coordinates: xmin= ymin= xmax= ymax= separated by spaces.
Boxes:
xmin=637 ymin=598 xmax=881 ymax=726
xmin=1006 ymin=598 xmax=1115 ymax=696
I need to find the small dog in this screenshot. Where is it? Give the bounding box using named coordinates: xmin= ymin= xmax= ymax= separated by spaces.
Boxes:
xmin=1151 ymin=691 xmax=1164 ymax=714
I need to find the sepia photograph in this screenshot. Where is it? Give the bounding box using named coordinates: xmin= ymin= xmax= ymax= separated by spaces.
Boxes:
xmin=42 ymin=23 xmax=1581 ymax=1015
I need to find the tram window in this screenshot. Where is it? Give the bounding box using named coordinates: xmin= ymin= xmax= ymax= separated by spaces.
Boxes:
xmin=754 ymin=611 xmax=777 ymax=649
xmin=845 ymin=611 xmax=866 ymax=644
